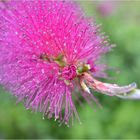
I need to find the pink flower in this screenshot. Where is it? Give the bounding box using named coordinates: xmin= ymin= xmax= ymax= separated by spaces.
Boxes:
xmin=96 ymin=1 xmax=119 ymax=17
xmin=0 ymin=0 xmax=137 ymax=125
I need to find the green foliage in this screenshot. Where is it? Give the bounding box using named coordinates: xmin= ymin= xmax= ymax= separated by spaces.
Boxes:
xmin=0 ymin=1 xmax=140 ymax=139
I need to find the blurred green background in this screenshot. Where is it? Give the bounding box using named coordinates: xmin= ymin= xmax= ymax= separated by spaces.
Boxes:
xmin=0 ymin=1 xmax=140 ymax=139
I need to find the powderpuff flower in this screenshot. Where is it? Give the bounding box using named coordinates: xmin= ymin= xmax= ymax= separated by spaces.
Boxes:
xmin=0 ymin=0 xmax=138 ymax=125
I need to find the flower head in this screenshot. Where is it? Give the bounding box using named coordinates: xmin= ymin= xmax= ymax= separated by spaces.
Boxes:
xmin=0 ymin=0 xmax=137 ymax=125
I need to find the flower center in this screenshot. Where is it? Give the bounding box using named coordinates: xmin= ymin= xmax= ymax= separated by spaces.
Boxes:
xmin=40 ymin=53 xmax=93 ymax=81
xmin=62 ymin=65 xmax=77 ymax=80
